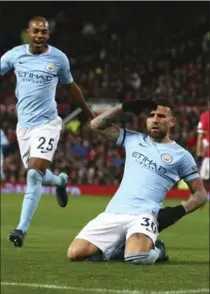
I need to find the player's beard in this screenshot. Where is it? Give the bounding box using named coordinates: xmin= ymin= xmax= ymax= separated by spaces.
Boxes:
xmin=146 ymin=127 xmax=167 ymax=142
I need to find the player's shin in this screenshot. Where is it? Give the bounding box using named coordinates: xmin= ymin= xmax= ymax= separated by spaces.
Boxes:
xmin=85 ymin=251 xmax=105 ymax=261
xmin=109 ymin=243 xmax=125 ymax=260
xmin=42 ymin=169 xmax=68 ymax=207
xmin=87 ymin=247 xmax=125 ymax=262
xmin=17 ymin=169 xmax=43 ymax=233
xmin=124 ymin=249 xmax=159 ymax=265
xmin=110 ymin=240 xmax=168 ymax=262
xmin=42 ymin=169 xmax=62 ymax=186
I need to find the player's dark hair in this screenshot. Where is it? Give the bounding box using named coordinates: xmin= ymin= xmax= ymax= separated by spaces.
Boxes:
xmin=153 ymin=98 xmax=175 ymax=116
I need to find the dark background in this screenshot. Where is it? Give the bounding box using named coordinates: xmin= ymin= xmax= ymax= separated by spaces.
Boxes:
xmin=1 ymin=1 xmax=209 ymax=184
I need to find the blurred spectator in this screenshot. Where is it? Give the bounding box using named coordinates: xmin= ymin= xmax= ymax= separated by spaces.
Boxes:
xmin=1 ymin=106 xmax=206 ymax=184
xmin=0 ymin=2 xmax=209 ymax=184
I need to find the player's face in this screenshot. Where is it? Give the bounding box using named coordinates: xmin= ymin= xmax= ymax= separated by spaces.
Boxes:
xmin=27 ymin=21 xmax=50 ymax=53
xmin=146 ymin=106 xmax=175 ymax=140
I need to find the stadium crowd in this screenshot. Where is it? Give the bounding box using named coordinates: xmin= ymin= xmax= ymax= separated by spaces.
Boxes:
xmin=0 ymin=2 xmax=209 ymax=184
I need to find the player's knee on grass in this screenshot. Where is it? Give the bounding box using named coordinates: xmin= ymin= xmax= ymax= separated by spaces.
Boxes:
xmin=125 ymin=233 xmax=154 ymax=253
xmin=124 ymin=249 xmax=159 ymax=265
xmin=67 ymin=239 xmax=100 ymax=261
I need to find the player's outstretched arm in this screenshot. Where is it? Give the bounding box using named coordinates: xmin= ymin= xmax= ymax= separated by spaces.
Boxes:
xmin=59 ymin=53 xmax=94 ymax=119
xmin=182 ymin=177 xmax=207 ymax=213
xmin=90 ymin=104 xmax=123 ymax=141
xmin=68 ymin=82 xmax=94 ymax=119
xmin=158 ymin=178 xmax=207 ymax=232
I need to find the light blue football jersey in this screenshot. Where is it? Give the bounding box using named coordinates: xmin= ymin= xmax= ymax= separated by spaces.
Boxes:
xmin=0 ymin=44 xmax=73 ymax=128
xmin=0 ymin=129 xmax=9 ymax=159
xmin=105 ymin=129 xmax=199 ymax=215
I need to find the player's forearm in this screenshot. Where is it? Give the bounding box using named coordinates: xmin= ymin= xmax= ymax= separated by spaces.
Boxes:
xmin=182 ymin=191 xmax=207 ymax=213
xmin=158 ymin=190 xmax=207 ymax=232
xmin=90 ymin=104 xmax=122 ymax=130
xmin=68 ymin=82 xmax=94 ymax=119
xmin=196 ymin=134 xmax=204 ymax=156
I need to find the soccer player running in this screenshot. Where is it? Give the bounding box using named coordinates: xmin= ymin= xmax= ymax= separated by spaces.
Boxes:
xmin=196 ymin=109 xmax=210 ymax=200
xmin=0 ymin=16 xmax=94 ymax=247
xmin=67 ymin=98 xmax=206 ymax=265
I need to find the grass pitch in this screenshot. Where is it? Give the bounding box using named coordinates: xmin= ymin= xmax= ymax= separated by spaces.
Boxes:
xmin=1 ymin=194 xmax=209 ymax=294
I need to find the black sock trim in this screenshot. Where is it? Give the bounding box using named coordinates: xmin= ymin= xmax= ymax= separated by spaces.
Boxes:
xmin=34 ymin=169 xmax=44 ymax=177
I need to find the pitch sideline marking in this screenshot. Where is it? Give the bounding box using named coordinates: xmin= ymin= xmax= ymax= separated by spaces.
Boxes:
xmin=1 ymin=281 xmax=209 ymax=294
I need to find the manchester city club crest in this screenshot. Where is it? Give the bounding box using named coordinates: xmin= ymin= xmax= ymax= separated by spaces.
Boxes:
xmin=161 ymin=153 xmax=173 ymax=164
xmin=46 ymin=63 xmax=55 ymax=72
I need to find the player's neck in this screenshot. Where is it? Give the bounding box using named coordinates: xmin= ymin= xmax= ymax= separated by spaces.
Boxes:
xmin=150 ymin=136 xmax=173 ymax=144
xmin=28 ymin=44 xmax=48 ymax=55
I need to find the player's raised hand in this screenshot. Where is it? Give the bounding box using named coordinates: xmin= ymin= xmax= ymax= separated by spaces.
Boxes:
xmin=122 ymin=99 xmax=158 ymax=115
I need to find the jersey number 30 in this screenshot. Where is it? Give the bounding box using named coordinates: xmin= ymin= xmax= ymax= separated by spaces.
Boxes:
xmin=140 ymin=217 xmax=158 ymax=234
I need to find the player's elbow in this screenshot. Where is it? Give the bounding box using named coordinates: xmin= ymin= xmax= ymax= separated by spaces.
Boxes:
xmin=90 ymin=119 xmax=99 ymax=131
xmin=86 ymin=120 xmax=99 ymax=134
xmin=195 ymin=190 xmax=207 ymax=207
xmin=201 ymin=191 xmax=207 ymax=204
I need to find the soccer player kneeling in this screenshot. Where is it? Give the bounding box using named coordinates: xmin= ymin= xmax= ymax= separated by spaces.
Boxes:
xmin=67 ymin=99 xmax=206 ymax=265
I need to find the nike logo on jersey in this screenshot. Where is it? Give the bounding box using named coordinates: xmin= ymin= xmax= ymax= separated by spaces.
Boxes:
xmin=139 ymin=143 xmax=147 ymax=147
xmin=19 ymin=61 xmax=26 ymax=64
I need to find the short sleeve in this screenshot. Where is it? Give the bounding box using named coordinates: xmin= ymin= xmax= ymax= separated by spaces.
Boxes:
xmin=116 ymin=128 xmax=140 ymax=147
xmin=0 ymin=50 xmax=13 ymax=76
xmin=58 ymin=53 xmax=74 ymax=84
xmin=179 ymin=151 xmax=200 ymax=182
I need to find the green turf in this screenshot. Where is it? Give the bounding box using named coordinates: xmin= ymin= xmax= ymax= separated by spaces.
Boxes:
xmin=1 ymin=194 xmax=209 ymax=294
